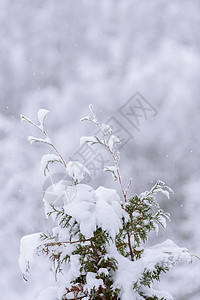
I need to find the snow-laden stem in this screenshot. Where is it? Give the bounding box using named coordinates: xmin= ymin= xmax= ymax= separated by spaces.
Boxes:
xmin=21 ymin=111 xmax=67 ymax=170
xmin=81 ymin=105 xmax=127 ymax=204
xmin=107 ymin=146 xmax=126 ymax=203
xmin=98 ymin=130 xmax=126 ymax=203
xmin=51 ymin=144 xmax=67 ymax=168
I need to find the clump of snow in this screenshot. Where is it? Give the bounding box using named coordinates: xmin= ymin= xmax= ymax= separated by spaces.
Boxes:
xmin=41 ymin=154 xmax=62 ymax=176
xmin=37 ymin=109 xmax=49 ymax=131
xmin=141 ymin=286 xmax=173 ymax=300
xmin=70 ymin=255 xmax=81 ymax=278
xmin=44 ymin=183 xmax=124 ymax=239
xmin=109 ymin=239 xmax=192 ymax=300
xmin=152 ymin=220 xmax=159 ymax=235
xmin=108 ymin=135 xmax=120 ymax=157
xmin=84 ymin=272 xmax=104 ymax=293
xmin=66 ymin=161 xmax=90 ymax=183
xmin=94 ymin=186 xmax=124 ymax=238
xmin=104 ymin=165 xmax=118 ymax=180
xmin=95 ymin=186 xmax=121 ymax=205
xmin=43 ymin=179 xmax=72 ymax=217
xmin=19 ymin=232 xmax=42 ymax=275
xmin=28 ymin=136 xmax=52 ymax=145
xmin=80 ymin=136 xmax=98 ymax=146
xmin=97 ymin=268 xmax=109 ymax=276
xmin=63 ymin=184 xmax=96 ymax=237
xmin=63 ymin=185 xmax=124 ymax=238
xmin=36 ymin=286 xmax=59 ymax=300
xmin=101 ymin=124 xmax=112 ymax=135
xmin=141 ymin=239 xmax=192 ymax=270
xmin=88 ymin=104 xmax=98 ymax=123
xmin=154 ymin=187 xmax=171 ymax=199
xmin=158 ymin=215 xmax=167 ymax=229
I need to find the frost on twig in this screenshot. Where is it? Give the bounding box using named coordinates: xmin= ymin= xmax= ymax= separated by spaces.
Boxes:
xmin=21 ymin=108 xmax=49 ymax=136
xmin=37 ymin=109 xmax=49 ymax=132
xmin=80 ymin=105 xmax=120 ymax=158
xmin=104 ymin=166 xmax=118 ymax=181
xmin=19 ymin=232 xmax=42 ymax=280
xmin=66 ymin=161 xmax=90 ymax=184
xmin=28 ymin=136 xmax=52 ymax=146
xmin=81 ymin=104 xmax=127 ymax=201
xmin=80 ymin=135 xmax=99 ymax=146
xmin=21 ymin=109 xmax=67 ymax=171
xmin=41 ymin=154 xmax=63 ymax=176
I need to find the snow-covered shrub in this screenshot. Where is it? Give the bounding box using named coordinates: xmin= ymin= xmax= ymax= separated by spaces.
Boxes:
xmin=19 ymin=105 xmax=194 ymax=300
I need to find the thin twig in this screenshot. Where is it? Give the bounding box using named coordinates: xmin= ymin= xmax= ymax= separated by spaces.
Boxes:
xmin=51 ymin=144 xmax=67 ymax=168
xmin=127 ymin=231 xmax=134 ymax=261
xmin=40 ymin=231 xmax=103 ymax=249
xmin=107 ymin=146 xmax=126 ymax=203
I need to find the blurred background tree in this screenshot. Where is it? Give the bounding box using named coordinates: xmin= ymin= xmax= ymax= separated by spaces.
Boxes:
xmin=0 ymin=0 xmax=200 ymax=299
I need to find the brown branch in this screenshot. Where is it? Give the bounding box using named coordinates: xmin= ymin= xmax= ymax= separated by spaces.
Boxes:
xmin=87 ymin=254 xmax=99 ymax=262
xmin=117 ymin=242 xmax=128 ymax=249
xmin=76 ymin=246 xmax=91 ymax=255
xmin=64 ymin=284 xmax=87 ymax=300
xmin=127 ymin=231 xmax=134 ymax=261
xmin=90 ymin=240 xmax=99 ymax=257
xmin=51 ymin=144 xmax=67 ymax=168
xmin=87 ymin=261 xmax=98 ymax=270
xmin=39 ymin=231 xmax=103 ymax=250
xmin=101 ymin=287 xmax=107 ymax=300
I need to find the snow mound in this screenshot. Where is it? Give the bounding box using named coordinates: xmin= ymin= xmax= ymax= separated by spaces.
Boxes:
xmin=66 ymin=161 xmax=90 ymax=183
xmin=44 ymin=182 xmax=124 ymax=239
xmin=19 ymin=232 xmax=42 ymax=275
xmin=36 ymin=286 xmax=59 ymax=300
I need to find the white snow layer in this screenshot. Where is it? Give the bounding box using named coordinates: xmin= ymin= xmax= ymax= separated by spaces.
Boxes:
xmin=109 ymin=239 xmax=192 ymax=300
xmin=84 ymin=272 xmax=104 ymax=292
xmin=41 ymin=154 xmax=62 ymax=175
xmin=66 ymin=161 xmax=90 ymax=183
xmin=64 ymin=184 xmax=123 ymax=238
xmin=101 ymin=123 xmax=112 ymax=135
xmin=36 ymin=286 xmax=59 ymax=300
xmin=141 ymin=286 xmax=173 ymax=300
xmin=37 ymin=108 xmax=49 ymax=131
xmin=80 ymin=136 xmax=98 ymax=146
xmin=108 ymin=135 xmax=120 ymax=154
xmin=28 ymin=136 xmax=52 ymax=145
xmin=19 ymin=232 xmax=42 ymax=275
xmin=43 ymin=182 xmax=124 ymax=238
xmin=43 ymin=179 xmax=72 ymax=217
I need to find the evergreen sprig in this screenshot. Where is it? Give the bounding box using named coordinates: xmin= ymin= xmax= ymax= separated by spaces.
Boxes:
xmin=19 ymin=106 xmax=195 ymax=300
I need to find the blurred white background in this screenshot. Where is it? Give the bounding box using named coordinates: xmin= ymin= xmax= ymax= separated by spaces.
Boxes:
xmin=0 ymin=0 xmax=200 ymax=299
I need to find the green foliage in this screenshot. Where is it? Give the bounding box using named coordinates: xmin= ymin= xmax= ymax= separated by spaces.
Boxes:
xmin=115 ymin=181 xmax=171 ymax=261
xmin=133 ymin=262 xmax=170 ymax=300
